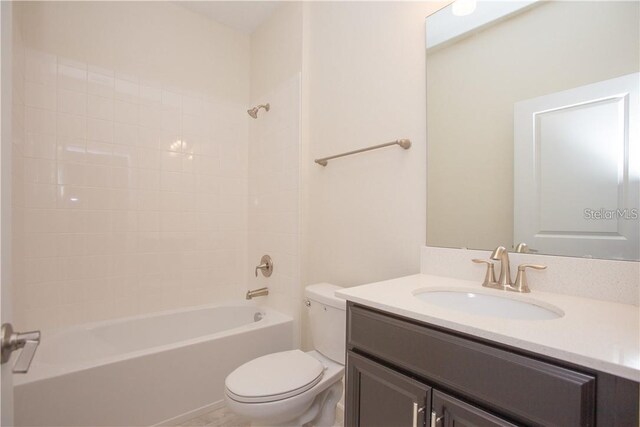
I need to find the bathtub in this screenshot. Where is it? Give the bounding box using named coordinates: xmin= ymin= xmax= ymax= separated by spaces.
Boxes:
xmin=14 ymin=303 xmax=293 ymax=426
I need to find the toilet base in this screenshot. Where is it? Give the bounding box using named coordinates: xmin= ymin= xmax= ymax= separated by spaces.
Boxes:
xmin=248 ymin=381 xmax=343 ymax=427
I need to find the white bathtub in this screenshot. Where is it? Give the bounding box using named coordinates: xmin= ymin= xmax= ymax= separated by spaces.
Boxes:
xmin=14 ymin=303 xmax=293 ymax=426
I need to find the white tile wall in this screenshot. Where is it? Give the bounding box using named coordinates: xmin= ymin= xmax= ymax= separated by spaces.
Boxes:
xmin=12 ymin=16 xmax=27 ymax=334
xmin=247 ymin=74 xmax=301 ymax=346
xmin=13 ymin=49 xmax=249 ymax=332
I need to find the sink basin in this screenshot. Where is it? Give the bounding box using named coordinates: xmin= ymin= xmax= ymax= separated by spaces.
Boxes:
xmin=414 ymin=289 xmax=563 ymax=320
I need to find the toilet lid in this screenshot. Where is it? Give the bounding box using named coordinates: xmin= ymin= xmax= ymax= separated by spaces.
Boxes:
xmin=225 ymin=350 xmax=325 ymax=403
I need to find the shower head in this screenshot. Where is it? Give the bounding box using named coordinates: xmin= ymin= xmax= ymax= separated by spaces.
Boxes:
xmin=247 ymin=103 xmax=270 ymax=119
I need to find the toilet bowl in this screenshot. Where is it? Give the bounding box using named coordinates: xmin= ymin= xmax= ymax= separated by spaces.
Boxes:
xmin=224 ymin=284 xmax=346 ymax=426
xmin=225 ymin=350 xmax=343 ymax=426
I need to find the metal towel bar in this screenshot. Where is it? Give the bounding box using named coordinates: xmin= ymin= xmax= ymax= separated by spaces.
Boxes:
xmin=314 ymin=139 xmax=411 ymax=166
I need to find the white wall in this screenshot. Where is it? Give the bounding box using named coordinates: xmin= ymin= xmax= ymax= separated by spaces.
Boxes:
xmin=247 ymin=75 xmax=301 ymax=345
xmin=250 ymin=3 xmax=303 ymax=103
xmin=302 ymin=2 xmax=444 ymax=291
xmin=248 ymin=4 xmax=304 ymax=347
xmin=1 ymin=2 xmax=16 ymax=423
xmin=249 ymin=1 xmax=445 ymax=349
xmin=17 ymin=1 xmax=249 ymax=104
xmin=12 ymin=2 xmax=251 ymax=332
xmin=247 ymin=1 xmax=448 ymax=352
xmin=10 ymin=0 xmax=477 ymax=342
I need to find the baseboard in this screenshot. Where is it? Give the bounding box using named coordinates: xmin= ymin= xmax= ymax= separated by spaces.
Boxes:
xmin=154 ymin=400 xmax=225 ymax=426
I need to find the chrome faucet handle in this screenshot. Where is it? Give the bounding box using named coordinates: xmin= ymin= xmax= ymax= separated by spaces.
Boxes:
xmin=254 ymin=255 xmax=273 ymax=277
xmin=512 ymin=264 xmax=547 ymax=293
xmin=472 ymin=259 xmax=497 ymax=287
xmin=254 ymin=263 xmax=267 ymax=277
xmin=1 ymin=324 xmax=40 ymax=373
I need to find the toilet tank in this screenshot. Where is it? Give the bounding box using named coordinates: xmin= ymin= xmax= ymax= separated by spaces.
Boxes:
xmin=305 ymin=283 xmax=346 ymax=365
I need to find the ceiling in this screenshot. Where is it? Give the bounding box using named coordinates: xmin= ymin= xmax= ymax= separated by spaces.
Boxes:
xmin=177 ymin=1 xmax=284 ymax=34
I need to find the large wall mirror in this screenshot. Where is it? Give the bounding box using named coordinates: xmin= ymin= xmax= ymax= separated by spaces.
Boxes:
xmin=426 ymin=0 xmax=640 ymax=261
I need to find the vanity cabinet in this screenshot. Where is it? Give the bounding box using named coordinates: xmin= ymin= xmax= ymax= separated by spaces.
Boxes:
xmin=432 ymin=390 xmax=517 ymax=427
xmin=348 ymin=351 xmax=516 ymax=427
xmin=347 ymin=352 xmax=431 ymax=427
xmin=345 ymin=303 xmax=639 ymax=427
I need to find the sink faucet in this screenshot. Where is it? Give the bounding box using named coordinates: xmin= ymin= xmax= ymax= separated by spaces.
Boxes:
xmin=514 ymin=242 xmax=529 ymax=253
xmin=490 ymin=246 xmax=512 ymax=288
xmin=473 ymin=246 xmax=546 ymax=293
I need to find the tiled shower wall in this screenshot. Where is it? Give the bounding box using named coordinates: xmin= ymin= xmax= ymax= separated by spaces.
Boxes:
xmin=13 ymin=48 xmax=249 ymax=331
xmin=247 ymin=74 xmax=301 ymax=346
xmin=11 ymin=7 xmax=26 ymax=330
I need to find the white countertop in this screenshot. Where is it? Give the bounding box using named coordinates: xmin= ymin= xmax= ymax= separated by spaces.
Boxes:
xmin=336 ymin=274 xmax=640 ymax=382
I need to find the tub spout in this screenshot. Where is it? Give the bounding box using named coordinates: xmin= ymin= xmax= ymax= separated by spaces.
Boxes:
xmin=246 ymin=287 xmax=269 ymax=300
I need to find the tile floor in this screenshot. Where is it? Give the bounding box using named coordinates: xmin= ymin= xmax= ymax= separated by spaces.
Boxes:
xmin=179 ymin=405 xmax=249 ymax=427
xmin=179 ymin=405 xmax=344 ymax=427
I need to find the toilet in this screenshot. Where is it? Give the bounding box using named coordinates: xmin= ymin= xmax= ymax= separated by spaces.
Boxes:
xmin=224 ymin=283 xmax=346 ymax=426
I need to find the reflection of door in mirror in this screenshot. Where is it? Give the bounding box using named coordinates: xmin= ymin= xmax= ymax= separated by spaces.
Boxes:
xmin=425 ymin=0 xmax=640 ymax=261
xmin=514 ymin=73 xmax=639 ymax=261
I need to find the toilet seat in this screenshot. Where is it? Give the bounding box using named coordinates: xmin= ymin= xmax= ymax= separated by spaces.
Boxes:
xmin=225 ymin=350 xmax=325 ymax=404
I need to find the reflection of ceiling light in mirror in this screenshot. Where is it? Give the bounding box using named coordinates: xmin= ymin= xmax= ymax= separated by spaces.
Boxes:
xmin=452 ymin=0 xmax=477 ymax=16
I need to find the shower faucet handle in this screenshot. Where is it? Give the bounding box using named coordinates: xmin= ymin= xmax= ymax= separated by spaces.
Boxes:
xmin=254 ymin=255 xmax=273 ymax=277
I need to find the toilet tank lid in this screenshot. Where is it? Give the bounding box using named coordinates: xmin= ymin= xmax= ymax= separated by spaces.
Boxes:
xmin=305 ymin=283 xmax=346 ymax=310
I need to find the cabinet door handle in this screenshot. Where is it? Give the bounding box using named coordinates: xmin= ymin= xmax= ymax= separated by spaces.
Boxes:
xmin=412 ymin=402 xmax=425 ymax=427
xmin=430 ymin=410 xmax=444 ymax=427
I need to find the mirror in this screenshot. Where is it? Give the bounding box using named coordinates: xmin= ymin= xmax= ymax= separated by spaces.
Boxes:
xmin=426 ymin=0 xmax=640 ymax=261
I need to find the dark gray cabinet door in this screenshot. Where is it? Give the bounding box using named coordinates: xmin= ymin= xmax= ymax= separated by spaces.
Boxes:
xmin=432 ymin=391 xmax=518 ymax=427
xmin=348 ymin=304 xmax=596 ymax=426
xmin=347 ymin=352 xmax=431 ymax=427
